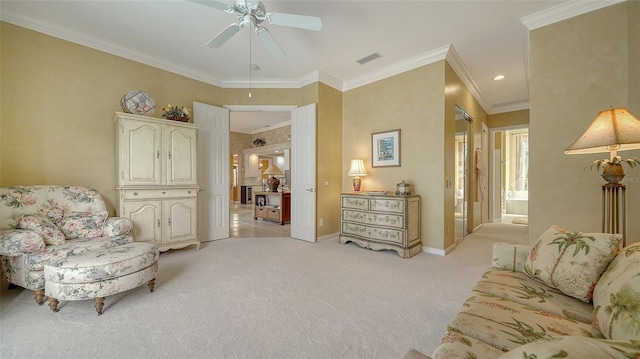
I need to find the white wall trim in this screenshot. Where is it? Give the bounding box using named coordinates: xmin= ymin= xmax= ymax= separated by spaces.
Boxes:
xmin=317 ymin=232 xmax=339 ymax=242
xmin=520 ymin=0 xmax=625 ymax=30
xmin=422 ymin=242 xmax=457 ymax=256
xmin=445 ymin=45 xmax=490 ymax=113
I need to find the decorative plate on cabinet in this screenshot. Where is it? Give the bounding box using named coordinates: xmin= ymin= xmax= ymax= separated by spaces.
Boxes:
xmin=120 ymin=90 xmax=155 ymax=116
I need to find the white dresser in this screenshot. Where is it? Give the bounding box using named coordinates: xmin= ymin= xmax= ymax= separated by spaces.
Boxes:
xmin=339 ymin=193 xmax=421 ymax=258
xmin=114 ymin=112 xmax=200 ymax=252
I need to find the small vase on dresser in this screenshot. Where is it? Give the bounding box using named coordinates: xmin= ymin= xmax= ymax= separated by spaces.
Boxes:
xmin=113 ymin=112 xmax=200 ymax=252
xmin=339 ymin=193 xmax=421 ymax=258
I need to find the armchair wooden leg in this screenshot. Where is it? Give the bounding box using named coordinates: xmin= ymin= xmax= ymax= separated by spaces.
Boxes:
xmin=147 ymin=278 xmax=156 ymax=293
xmin=34 ymin=289 xmax=45 ymax=305
xmin=48 ymin=298 xmax=59 ymax=312
xmin=94 ymin=297 xmax=105 ymax=315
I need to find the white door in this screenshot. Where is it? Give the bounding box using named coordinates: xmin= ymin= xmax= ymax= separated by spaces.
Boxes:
xmin=194 ymin=102 xmax=230 ymax=241
xmin=290 ymin=103 xmax=316 ymax=242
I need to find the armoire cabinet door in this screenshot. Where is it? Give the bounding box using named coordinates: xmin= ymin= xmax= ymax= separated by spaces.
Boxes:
xmin=163 ymin=198 xmax=197 ymax=245
xmin=165 ymin=126 xmax=198 ymax=186
xmin=122 ymin=200 xmax=162 ymax=244
xmin=120 ymin=120 xmax=162 ymax=186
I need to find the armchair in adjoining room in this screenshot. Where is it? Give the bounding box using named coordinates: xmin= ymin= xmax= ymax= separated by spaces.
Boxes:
xmin=0 ymin=185 xmax=133 ymax=305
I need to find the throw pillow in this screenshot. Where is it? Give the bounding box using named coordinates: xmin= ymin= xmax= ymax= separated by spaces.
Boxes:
xmin=593 ymin=242 xmax=640 ymax=340
xmin=524 ymin=225 xmax=621 ymax=302
xmin=18 ymin=214 xmax=65 ymax=245
xmin=57 ymin=211 xmax=108 ymax=239
xmin=498 ymin=336 xmax=640 ymax=359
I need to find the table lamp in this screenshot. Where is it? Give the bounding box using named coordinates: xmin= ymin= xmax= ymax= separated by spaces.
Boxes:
xmin=263 ymin=165 xmax=284 ymax=192
xmin=348 ymin=159 xmax=367 ymax=192
xmin=565 ymin=107 xmax=640 ymax=246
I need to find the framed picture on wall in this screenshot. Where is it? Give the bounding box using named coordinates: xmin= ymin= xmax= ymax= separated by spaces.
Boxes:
xmin=372 ymin=129 xmax=401 ymax=167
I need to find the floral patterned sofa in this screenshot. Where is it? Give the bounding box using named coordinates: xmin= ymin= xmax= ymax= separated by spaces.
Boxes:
xmin=0 ymin=185 xmax=133 ymax=305
xmin=402 ymin=225 xmax=640 ymax=359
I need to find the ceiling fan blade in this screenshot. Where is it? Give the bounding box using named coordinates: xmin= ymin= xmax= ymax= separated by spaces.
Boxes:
xmin=188 ymin=0 xmax=233 ymax=12
xmin=206 ymin=23 xmax=241 ymax=48
xmin=256 ymin=27 xmax=286 ymax=61
xmin=266 ymin=13 xmax=323 ymax=31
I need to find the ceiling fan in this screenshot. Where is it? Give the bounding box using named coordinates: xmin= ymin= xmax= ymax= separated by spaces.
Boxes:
xmin=190 ymin=0 xmax=323 ymax=61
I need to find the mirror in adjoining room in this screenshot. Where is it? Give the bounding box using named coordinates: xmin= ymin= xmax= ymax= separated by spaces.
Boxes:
xmin=454 ymin=105 xmax=473 ymax=242
xmin=229 ymin=109 xmax=292 ymax=238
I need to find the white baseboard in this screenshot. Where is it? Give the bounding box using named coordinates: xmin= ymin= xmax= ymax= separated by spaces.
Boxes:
xmin=318 ymin=232 xmax=339 ymax=241
xmin=422 ymin=242 xmax=457 ymax=256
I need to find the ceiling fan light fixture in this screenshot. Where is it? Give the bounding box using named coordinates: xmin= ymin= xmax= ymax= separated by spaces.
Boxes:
xmin=357 ymin=52 xmax=382 ymax=65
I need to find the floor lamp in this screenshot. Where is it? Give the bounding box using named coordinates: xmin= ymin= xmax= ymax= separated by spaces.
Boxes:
xmin=565 ymin=108 xmax=640 ymax=246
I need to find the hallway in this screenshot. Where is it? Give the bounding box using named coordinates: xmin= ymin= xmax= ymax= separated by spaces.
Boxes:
xmin=230 ymin=202 xmax=291 ymax=238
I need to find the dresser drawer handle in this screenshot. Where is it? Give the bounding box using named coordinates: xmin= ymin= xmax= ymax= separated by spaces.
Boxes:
xmin=162 ymin=191 xmax=166 ymax=194
xmin=133 ymin=192 xmax=138 ymax=196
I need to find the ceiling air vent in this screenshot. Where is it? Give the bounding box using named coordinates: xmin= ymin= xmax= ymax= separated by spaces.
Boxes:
xmin=357 ymin=52 xmax=382 ymax=65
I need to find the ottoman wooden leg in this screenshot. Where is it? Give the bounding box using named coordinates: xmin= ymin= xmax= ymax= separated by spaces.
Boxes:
xmin=94 ymin=297 xmax=105 ymax=316
xmin=34 ymin=289 xmax=45 ymax=305
xmin=148 ymin=278 xmax=156 ymax=293
xmin=48 ymin=298 xmax=59 ymax=312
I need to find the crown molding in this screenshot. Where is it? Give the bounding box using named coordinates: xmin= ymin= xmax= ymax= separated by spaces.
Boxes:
xmin=342 ymin=45 xmax=450 ymax=92
xmin=445 ymin=45 xmax=490 ymax=113
xmin=0 ymin=9 xmax=227 ymax=88
xmin=488 ymin=100 xmax=530 ymax=115
xmin=520 ymin=0 xmax=626 ymax=30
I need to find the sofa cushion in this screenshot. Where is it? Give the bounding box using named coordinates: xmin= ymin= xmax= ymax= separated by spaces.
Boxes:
xmin=22 ymin=235 xmax=133 ymax=271
xmin=0 ymin=229 xmax=46 ymax=256
xmin=44 ymin=242 xmax=159 ymax=284
xmin=446 ymin=292 xmax=593 ymax=352
xmin=473 ymin=269 xmax=593 ymax=324
xmin=18 ymin=214 xmax=65 ymax=245
xmin=58 ymin=211 xmax=108 ymax=239
xmin=498 ymin=336 xmax=640 ymax=359
xmin=593 ymin=242 xmax=640 ymax=340
xmin=432 ymin=328 xmax=506 ymax=359
xmin=524 ymin=225 xmax=621 ymax=302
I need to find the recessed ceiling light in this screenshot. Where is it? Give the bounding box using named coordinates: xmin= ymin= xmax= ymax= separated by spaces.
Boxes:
xmin=493 ymin=75 xmax=505 ymax=81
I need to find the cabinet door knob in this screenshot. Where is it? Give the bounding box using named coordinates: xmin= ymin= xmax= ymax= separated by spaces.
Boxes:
xmin=157 ymin=219 xmax=160 ymax=227
xmin=133 ymin=192 xmax=138 ymax=196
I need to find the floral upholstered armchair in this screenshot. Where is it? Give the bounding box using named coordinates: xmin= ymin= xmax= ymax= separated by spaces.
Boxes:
xmin=0 ymin=185 xmax=133 ymax=305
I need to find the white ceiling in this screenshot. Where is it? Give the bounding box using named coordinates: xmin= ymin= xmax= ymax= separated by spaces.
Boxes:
xmin=1 ymin=0 xmax=621 ymax=133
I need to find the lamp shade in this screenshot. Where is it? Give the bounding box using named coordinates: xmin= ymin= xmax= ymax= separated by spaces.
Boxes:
xmin=263 ymin=165 xmax=283 ymax=176
xmin=565 ymin=108 xmax=640 ymax=155
xmin=348 ymin=159 xmax=367 ymax=177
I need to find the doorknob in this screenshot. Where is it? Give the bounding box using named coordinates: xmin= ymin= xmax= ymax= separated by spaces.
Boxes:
xmin=306 ymin=188 xmax=314 ymax=192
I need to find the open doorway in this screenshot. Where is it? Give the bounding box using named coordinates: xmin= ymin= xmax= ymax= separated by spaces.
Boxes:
xmin=228 ymin=106 xmax=293 ymax=238
xmin=491 ymin=126 xmax=529 ymax=225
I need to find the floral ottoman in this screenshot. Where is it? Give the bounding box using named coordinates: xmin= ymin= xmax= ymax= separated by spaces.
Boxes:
xmin=44 ymin=242 xmax=159 ymax=315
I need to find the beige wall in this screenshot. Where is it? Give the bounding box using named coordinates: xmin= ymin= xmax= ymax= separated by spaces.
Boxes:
xmin=529 ymin=1 xmax=640 ymax=244
xmin=343 ymin=63 xmax=447 ymax=250
xmin=0 ymin=23 xmax=225 ymax=213
xmin=316 ymin=83 xmax=342 ymax=236
xmin=488 ymin=109 xmax=529 ymax=129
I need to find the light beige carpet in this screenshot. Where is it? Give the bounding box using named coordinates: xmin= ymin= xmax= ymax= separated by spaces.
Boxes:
xmin=0 ymin=224 xmax=527 ymax=359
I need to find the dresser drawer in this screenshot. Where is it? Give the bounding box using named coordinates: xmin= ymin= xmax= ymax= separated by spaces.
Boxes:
xmin=341 ymin=222 xmax=404 ymax=244
xmin=370 ymin=198 xmax=405 ymax=214
xmin=121 ymin=188 xmax=197 ymax=200
xmin=341 ymin=196 xmax=369 ymax=210
xmin=266 ymin=208 xmax=281 ymax=221
xmin=342 ymin=209 xmax=404 ymax=229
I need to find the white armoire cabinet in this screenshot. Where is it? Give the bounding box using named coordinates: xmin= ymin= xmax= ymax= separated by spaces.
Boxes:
xmin=114 ymin=112 xmax=200 ymax=251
